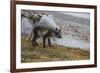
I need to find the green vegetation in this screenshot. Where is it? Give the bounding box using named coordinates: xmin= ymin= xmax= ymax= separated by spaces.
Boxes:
xmin=21 ymin=37 xmax=90 ymax=63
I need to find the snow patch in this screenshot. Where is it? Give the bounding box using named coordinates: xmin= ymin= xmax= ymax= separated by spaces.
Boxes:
xmin=52 ymin=37 xmax=90 ymax=51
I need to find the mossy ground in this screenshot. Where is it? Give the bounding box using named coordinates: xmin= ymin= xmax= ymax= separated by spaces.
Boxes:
xmin=21 ymin=37 xmax=90 ymax=63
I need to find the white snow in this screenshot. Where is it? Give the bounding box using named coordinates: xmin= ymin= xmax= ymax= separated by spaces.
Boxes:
xmin=52 ymin=37 xmax=90 ymax=51
xmin=21 ymin=17 xmax=33 ymax=35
